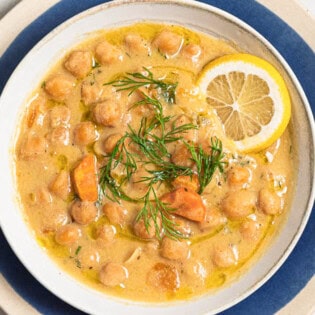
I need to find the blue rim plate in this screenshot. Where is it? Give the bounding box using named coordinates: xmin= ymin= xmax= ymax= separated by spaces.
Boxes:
xmin=0 ymin=1 xmax=314 ymax=314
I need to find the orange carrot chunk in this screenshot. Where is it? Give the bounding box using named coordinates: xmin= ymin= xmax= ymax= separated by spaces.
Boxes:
xmin=161 ymin=187 xmax=206 ymax=222
xmin=72 ymin=154 xmax=98 ymax=202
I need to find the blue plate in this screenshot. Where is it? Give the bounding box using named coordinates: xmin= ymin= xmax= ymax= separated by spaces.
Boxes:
xmin=0 ymin=1 xmax=314 ymax=314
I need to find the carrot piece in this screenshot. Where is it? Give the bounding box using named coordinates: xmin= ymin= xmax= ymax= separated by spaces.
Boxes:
xmin=72 ymin=154 xmax=98 ymax=202
xmin=161 ymin=187 xmax=206 ymax=222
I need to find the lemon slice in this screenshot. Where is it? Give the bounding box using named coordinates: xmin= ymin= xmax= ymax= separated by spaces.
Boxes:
xmin=197 ymin=53 xmax=291 ymax=153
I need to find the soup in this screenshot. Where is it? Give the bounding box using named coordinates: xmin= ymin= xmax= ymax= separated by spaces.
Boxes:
xmin=14 ymin=23 xmax=294 ymax=302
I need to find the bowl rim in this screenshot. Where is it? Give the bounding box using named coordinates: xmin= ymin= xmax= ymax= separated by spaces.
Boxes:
xmin=0 ymin=0 xmax=314 ymax=314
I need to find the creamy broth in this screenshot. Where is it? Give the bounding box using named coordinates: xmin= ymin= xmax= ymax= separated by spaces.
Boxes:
xmin=15 ymin=23 xmax=294 ymax=302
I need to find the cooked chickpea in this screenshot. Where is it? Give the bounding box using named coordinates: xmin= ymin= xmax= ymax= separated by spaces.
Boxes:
xmin=26 ymin=95 xmax=47 ymax=128
xmin=199 ymin=206 xmax=227 ymax=231
xmin=171 ymin=143 xmax=194 ymax=167
xmin=71 ymin=200 xmax=98 ymax=225
xmin=41 ymin=208 xmax=69 ymax=233
xmin=102 ymin=202 xmax=128 ymax=226
xmin=212 ymin=244 xmax=238 ymax=268
xmin=161 ymin=238 xmax=190 ymax=261
xmin=34 ymin=187 xmax=52 ymax=205
xmin=49 ymin=170 xmax=71 ymax=201
xmin=222 ymin=190 xmax=257 ymax=220
xmin=103 ymin=133 xmax=123 ymax=154
xmin=134 ymin=216 xmax=161 ymax=239
xmin=77 ymin=246 xmax=100 ymax=269
xmin=20 ymin=134 xmax=47 ymax=159
xmin=240 ymin=220 xmax=260 ymax=241
xmin=153 ymin=30 xmax=183 ymax=57
xmin=173 ymin=114 xmax=197 ymax=142
xmin=64 ymin=50 xmax=92 ymax=78
xmin=124 ymin=33 xmax=151 ymax=55
xmin=81 ymin=82 xmax=104 ymax=105
xmin=227 ymin=166 xmax=251 ymax=187
xmin=44 ymin=75 xmax=75 ymax=101
xmin=147 ymin=263 xmax=180 ymax=291
xmin=73 ymin=121 xmax=98 ymax=146
xmin=50 ymin=126 xmax=70 ymax=146
xmin=170 ymin=216 xmax=192 ymax=237
xmin=55 ymin=223 xmax=81 ymax=245
xmin=95 ymin=41 xmax=124 ymax=65
xmin=182 ymin=43 xmax=202 ymax=62
xmin=93 ymin=100 xmax=121 ymax=127
xmin=129 ymin=169 xmax=151 ymax=196
xmin=184 ymin=260 xmax=207 ymax=284
xmin=50 ymin=105 xmax=71 ymax=128
xmin=258 ymin=188 xmax=283 ymax=215
xmin=99 ymin=262 xmax=128 ymax=287
xmin=96 ymin=224 xmax=116 ymax=244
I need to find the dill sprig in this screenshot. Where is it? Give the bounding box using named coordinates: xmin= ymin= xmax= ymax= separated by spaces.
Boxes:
xmin=99 ymin=71 xmax=226 ymax=240
xmin=185 ymin=137 xmax=226 ymax=194
xmin=105 ymin=67 xmax=178 ymax=104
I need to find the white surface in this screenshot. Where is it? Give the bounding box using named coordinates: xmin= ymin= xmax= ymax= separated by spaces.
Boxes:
xmin=297 ymin=0 xmax=315 ymax=17
xmin=0 ymin=0 xmax=315 ymax=315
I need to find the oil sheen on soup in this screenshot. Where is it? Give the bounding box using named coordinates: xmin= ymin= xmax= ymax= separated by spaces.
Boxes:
xmin=15 ymin=23 xmax=295 ymax=302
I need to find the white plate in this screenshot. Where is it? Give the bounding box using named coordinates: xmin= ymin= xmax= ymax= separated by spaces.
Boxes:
xmin=0 ymin=1 xmax=314 ymax=314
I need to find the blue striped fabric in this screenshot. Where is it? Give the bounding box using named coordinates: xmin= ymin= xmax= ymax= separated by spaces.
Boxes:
xmin=0 ymin=1 xmax=314 ymax=314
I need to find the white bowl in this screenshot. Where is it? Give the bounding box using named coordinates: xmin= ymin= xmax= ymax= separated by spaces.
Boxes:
xmin=0 ymin=1 xmax=314 ymax=314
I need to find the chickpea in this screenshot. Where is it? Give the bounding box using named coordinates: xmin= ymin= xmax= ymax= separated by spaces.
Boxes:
xmin=152 ymin=30 xmax=183 ymax=57
xmin=222 ymin=190 xmax=257 ymax=220
xmin=50 ymin=105 xmax=71 ymax=128
xmin=171 ymin=143 xmax=194 ymax=168
xmin=93 ymin=100 xmax=121 ymax=127
xmin=99 ymin=262 xmax=128 ymax=287
xmin=227 ymin=166 xmax=251 ymax=188
xmin=161 ymin=238 xmax=190 ymax=261
xmin=34 ymin=187 xmax=52 ymax=205
xmin=102 ymin=202 xmax=128 ymax=226
xmin=172 ymin=174 xmax=199 ymax=192
xmin=81 ymin=82 xmax=104 ymax=106
xmin=258 ymin=188 xmax=282 ymax=215
xmin=71 ymin=200 xmax=98 ymax=225
xmin=49 ymin=170 xmax=71 ymax=201
xmin=212 ymin=244 xmax=238 ymax=268
xmin=240 ymin=220 xmax=260 ymax=241
xmin=96 ymin=224 xmax=116 ymax=244
xmin=170 ymin=216 xmax=192 ymax=237
xmin=55 ymin=223 xmax=81 ymax=245
xmin=26 ymin=95 xmax=47 ymax=128
xmin=64 ymin=50 xmax=92 ymax=78
xmin=77 ymin=246 xmax=100 ymax=269
xmin=129 ymin=169 xmax=151 ymax=196
xmin=95 ymin=41 xmax=124 ymax=65
xmin=44 ymin=75 xmax=75 ymax=101
xmin=20 ymin=134 xmax=47 ymax=159
xmin=199 ymin=206 xmax=227 ymax=231
xmin=182 ymin=43 xmax=202 ymax=62
xmin=103 ymin=133 xmax=123 ymax=154
xmin=73 ymin=121 xmax=98 ymax=146
xmin=41 ymin=208 xmax=69 ymax=233
xmin=173 ymin=114 xmax=197 ymax=142
xmin=124 ymin=33 xmax=151 ymax=55
xmin=184 ymin=260 xmax=207 ymax=284
xmin=134 ymin=216 xmax=161 ymax=239
xmin=50 ymin=126 xmax=70 ymax=146
xmin=147 ymin=262 xmax=180 ymax=291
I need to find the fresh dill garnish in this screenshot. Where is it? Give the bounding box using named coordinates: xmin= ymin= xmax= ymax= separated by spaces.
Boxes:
xmin=99 ymin=73 xmax=225 ymax=240
xmin=75 ymin=245 xmax=82 ymax=255
xmin=184 ymin=137 xmax=226 ymax=194
xmin=104 ymin=67 xmax=178 ymax=104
